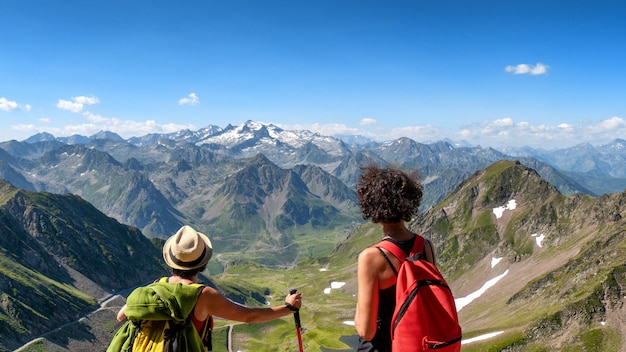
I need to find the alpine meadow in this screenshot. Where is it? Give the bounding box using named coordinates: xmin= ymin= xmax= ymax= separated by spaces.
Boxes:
xmin=1 ymin=121 xmax=626 ymax=351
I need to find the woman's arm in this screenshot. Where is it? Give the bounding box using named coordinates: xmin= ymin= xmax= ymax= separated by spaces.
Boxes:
xmin=354 ymin=248 xmax=380 ymax=341
xmin=195 ymin=287 xmax=302 ymax=324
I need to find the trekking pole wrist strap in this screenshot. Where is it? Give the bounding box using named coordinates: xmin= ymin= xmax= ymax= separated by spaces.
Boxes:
xmin=284 ymin=302 xmax=299 ymax=311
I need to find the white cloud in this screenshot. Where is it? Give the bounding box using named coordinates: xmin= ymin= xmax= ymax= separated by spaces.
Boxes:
xmin=387 ymin=125 xmax=443 ymax=141
xmin=597 ymin=116 xmax=625 ymax=130
xmin=81 ymin=111 xmax=194 ymax=137
xmin=277 ymin=121 xmax=443 ymax=143
xmin=359 ymin=118 xmax=378 ymax=126
xmin=84 ymin=112 xmax=109 ymax=123
xmin=278 ymin=122 xmax=363 ymax=137
xmin=11 ymin=124 xmax=37 ymax=132
xmin=57 ymin=100 xmax=83 ymax=113
xmin=557 ymin=123 xmax=573 ymax=130
xmin=0 ymin=97 xmax=19 ymax=111
xmin=11 ymin=112 xmax=196 ymax=140
xmin=505 ymin=63 xmax=549 ymax=75
xmin=276 ymin=121 xmax=442 ymax=144
xmin=493 ymin=118 xmax=514 ymax=127
xmin=57 ymin=95 xmax=100 ymax=113
xmin=456 ymin=116 xmax=625 ymax=149
xmin=74 ymin=96 xmax=100 ymax=105
xmin=274 ymin=115 xmax=626 ymax=149
xmin=179 ymin=93 xmax=200 ymax=106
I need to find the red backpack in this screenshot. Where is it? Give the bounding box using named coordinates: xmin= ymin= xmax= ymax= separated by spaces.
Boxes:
xmin=377 ymin=236 xmax=462 ymax=351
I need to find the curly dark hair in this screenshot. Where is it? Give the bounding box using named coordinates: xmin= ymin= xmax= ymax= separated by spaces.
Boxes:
xmin=356 ymin=164 xmax=423 ymax=223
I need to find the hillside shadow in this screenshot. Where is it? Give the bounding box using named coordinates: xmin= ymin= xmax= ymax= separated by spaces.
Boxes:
xmin=46 ymin=321 xmax=97 ymax=350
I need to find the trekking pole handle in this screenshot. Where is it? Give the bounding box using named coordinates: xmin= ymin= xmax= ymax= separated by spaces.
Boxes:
xmin=289 ymin=288 xmax=302 ymax=328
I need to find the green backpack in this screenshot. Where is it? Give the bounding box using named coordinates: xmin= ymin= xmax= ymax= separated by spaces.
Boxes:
xmin=107 ymin=279 xmax=211 ymax=352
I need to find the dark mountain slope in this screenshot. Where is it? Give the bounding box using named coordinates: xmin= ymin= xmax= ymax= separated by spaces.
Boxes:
xmin=202 ymin=154 xmax=359 ymax=266
xmin=0 ymin=140 xmax=65 ymax=160
xmin=292 ymin=164 xmax=359 ymax=210
xmin=330 ymin=150 xmax=386 ymax=188
xmin=373 ymin=138 xmax=507 ymax=172
xmin=16 ymin=145 xmax=185 ymax=238
xmin=0 ymin=180 xmax=166 ymax=351
xmin=564 ymin=169 xmax=626 ymax=197
xmin=0 ymin=148 xmax=35 ymax=191
xmin=518 ymin=157 xmax=593 ymax=195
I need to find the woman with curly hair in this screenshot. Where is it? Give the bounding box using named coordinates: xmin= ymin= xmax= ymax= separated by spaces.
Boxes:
xmin=354 ymin=164 xmax=436 ymax=352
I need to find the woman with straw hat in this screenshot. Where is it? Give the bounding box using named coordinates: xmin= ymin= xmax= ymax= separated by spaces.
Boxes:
xmin=115 ymin=225 xmax=302 ymax=348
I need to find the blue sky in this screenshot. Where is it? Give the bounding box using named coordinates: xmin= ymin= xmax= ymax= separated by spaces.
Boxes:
xmin=1 ymin=0 xmax=625 ymax=149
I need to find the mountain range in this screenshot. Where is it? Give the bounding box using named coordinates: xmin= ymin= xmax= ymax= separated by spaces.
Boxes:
xmin=1 ymin=122 xmax=624 ymax=243
xmin=1 ymin=121 xmax=626 ymax=350
xmin=1 ymin=158 xmax=625 ymax=350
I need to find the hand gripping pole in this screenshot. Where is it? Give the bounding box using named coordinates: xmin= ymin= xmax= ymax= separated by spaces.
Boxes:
xmin=289 ymin=288 xmax=304 ymax=352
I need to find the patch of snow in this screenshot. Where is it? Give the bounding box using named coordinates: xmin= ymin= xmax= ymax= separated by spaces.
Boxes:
xmin=531 ymin=233 xmax=545 ymax=247
xmin=492 ymin=199 xmax=517 ymax=219
xmin=491 ymin=257 xmax=502 ymax=268
xmin=343 ymin=320 xmax=355 ymax=326
xmin=324 ymin=281 xmax=346 ymax=294
xmin=492 ymin=206 xmax=506 ymax=218
xmin=422 ymin=175 xmax=440 ymax=184
xmin=455 ymin=270 xmax=509 ymax=312
xmin=331 ymin=281 xmax=345 ymax=289
xmin=462 ymin=331 xmax=504 ymax=344
xmin=319 ymin=268 xmax=328 ymax=272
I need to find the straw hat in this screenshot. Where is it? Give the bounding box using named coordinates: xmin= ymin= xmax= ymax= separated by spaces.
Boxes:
xmin=163 ymin=225 xmax=213 ymax=270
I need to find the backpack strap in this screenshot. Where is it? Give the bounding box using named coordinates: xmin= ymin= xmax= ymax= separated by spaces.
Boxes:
xmin=376 ymin=247 xmax=399 ymax=276
xmin=376 ymin=235 xmax=425 ymax=265
xmin=197 ymin=315 xmax=213 ymax=350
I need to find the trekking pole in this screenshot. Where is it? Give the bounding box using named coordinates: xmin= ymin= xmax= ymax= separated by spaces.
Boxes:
xmin=289 ymin=288 xmax=304 ymax=352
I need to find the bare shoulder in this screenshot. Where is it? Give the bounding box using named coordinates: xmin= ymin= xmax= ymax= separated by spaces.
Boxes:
xmin=358 ymin=245 xmax=382 ymax=261
xmin=201 ymin=285 xmax=220 ymax=296
xmin=358 ymin=245 xmax=390 ymax=271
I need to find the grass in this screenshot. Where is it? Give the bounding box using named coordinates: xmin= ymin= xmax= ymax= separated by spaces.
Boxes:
xmin=0 ymin=186 xmax=18 ymax=205
xmin=0 ymin=256 xmax=95 ymax=306
xmin=197 ymin=223 xmax=376 ymax=352
xmin=206 ymin=264 xmax=358 ymax=351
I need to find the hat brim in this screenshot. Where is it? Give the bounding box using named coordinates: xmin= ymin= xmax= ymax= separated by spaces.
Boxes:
xmin=163 ymin=231 xmax=212 ymax=270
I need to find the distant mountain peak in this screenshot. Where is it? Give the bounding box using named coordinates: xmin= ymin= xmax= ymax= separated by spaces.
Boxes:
xmin=24 ymin=132 xmax=56 ymax=143
xmin=90 ymin=130 xmax=124 ymax=141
